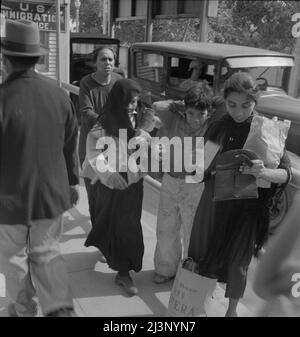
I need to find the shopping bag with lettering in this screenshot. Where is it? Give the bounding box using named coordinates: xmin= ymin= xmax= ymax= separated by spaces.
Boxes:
xmin=167 ymin=258 xmax=216 ymax=317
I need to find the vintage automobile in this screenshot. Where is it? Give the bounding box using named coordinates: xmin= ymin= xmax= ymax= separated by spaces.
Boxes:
xmin=128 ymin=41 xmax=300 ymax=232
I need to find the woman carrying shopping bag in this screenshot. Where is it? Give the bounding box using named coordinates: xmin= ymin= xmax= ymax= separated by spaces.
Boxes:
xmin=188 ymin=72 xmax=292 ymax=317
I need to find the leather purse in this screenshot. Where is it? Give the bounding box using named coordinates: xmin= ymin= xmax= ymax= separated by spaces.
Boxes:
xmin=213 ymin=149 xmax=259 ymax=201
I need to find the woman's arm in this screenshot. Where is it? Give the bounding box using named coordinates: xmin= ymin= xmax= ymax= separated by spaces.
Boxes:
xmin=241 ymin=160 xmax=289 ymax=184
xmin=242 ymin=150 xmax=292 ymax=184
xmin=253 ymin=192 xmax=300 ymax=299
xmin=79 ymin=78 xmax=99 ymax=128
xmin=258 ymin=166 xmax=288 ymax=184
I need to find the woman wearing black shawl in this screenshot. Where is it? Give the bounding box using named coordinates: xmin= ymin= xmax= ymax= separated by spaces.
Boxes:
xmin=188 ymin=72 xmax=292 ymax=316
xmin=82 ymin=79 xmax=146 ymax=296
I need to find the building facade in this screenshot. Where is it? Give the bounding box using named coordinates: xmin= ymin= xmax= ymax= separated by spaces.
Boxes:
xmin=1 ymin=0 xmax=71 ymax=83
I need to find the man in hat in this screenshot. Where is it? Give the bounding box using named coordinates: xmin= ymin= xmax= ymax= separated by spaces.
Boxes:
xmin=0 ymin=20 xmax=79 ymax=317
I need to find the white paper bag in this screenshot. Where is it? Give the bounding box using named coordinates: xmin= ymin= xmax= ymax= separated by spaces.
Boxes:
xmin=243 ymin=115 xmax=291 ymax=187
xmin=167 ymin=258 xmax=216 ymax=317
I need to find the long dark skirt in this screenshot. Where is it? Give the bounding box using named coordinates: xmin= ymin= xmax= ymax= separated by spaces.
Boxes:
xmin=188 ymin=176 xmax=270 ymax=299
xmin=85 ymin=179 xmax=144 ymax=273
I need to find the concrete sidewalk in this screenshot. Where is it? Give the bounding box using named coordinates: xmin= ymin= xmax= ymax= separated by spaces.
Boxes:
xmin=0 ymin=179 xmax=265 ymax=317
xmin=60 ymin=180 xmax=264 ymax=317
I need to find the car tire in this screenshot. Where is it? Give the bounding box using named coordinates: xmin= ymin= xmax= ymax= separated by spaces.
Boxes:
xmin=269 ymin=187 xmax=292 ymax=235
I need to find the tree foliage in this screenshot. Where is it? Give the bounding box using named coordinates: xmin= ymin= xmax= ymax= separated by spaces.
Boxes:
xmin=73 ymin=0 xmax=300 ymax=53
xmin=210 ymin=0 xmax=300 ymax=53
xmin=113 ymin=20 xmax=145 ymax=46
xmin=114 ymin=18 xmax=202 ymax=47
xmin=70 ymin=0 xmax=103 ymax=33
xmin=153 ymin=18 xmax=202 ymax=42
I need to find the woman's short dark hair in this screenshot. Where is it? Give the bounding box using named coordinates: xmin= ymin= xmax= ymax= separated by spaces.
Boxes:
xmin=92 ymin=46 xmax=116 ymax=63
xmin=184 ymin=81 xmax=213 ymax=111
xmin=224 ymin=72 xmax=260 ymax=103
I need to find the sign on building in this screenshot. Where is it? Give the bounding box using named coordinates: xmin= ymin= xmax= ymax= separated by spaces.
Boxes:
xmin=1 ymin=1 xmax=66 ymax=32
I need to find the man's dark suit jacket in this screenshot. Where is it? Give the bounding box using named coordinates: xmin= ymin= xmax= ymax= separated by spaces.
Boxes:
xmin=0 ymin=69 xmax=79 ymax=225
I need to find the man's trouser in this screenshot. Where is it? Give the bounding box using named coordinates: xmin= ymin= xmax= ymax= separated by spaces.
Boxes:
xmin=0 ymin=216 xmax=73 ymax=316
xmin=154 ymin=173 xmax=204 ymax=277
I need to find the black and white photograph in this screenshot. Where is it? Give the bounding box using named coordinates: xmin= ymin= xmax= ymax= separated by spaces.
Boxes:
xmin=0 ymin=0 xmax=300 ymax=323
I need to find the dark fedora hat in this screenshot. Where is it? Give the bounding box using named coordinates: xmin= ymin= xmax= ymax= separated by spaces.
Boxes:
xmin=1 ymin=19 xmax=48 ymax=57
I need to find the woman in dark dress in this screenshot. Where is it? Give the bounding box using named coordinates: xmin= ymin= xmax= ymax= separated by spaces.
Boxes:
xmin=82 ymin=79 xmax=148 ymax=296
xmin=188 ymin=72 xmax=292 ymax=316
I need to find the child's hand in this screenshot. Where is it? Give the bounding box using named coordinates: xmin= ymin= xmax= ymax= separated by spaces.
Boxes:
xmin=153 ymin=115 xmax=163 ymax=129
xmin=139 ymin=108 xmax=162 ymax=132
xmin=136 ymin=129 xmax=152 ymax=142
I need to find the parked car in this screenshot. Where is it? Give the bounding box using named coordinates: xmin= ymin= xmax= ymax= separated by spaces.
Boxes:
xmin=128 ymin=41 xmax=300 ymax=232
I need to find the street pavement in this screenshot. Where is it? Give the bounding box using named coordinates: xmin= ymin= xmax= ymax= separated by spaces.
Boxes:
xmin=0 ymin=177 xmax=266 ymax=317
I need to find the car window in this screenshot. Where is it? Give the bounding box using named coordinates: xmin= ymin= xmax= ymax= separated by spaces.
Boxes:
xmin=219 ymin=65 xmax=290 ymax=94
xmin=248 ymin=67 xmax=287 ymax=90
xmin=167 ymin=57 xmax=215 ymax=90
xmin=134 ymin=51 xmax=164 ymax=83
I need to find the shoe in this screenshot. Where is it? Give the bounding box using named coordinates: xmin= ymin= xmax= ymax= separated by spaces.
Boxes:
xmin=7 ymin=303 xmax=37 ymax=317
xmin=99 ymin=254 xmax=107 ymax=263
xmin=153 ymin=273 xmax=174 ymax=284
xmin=46 ymin=307 xmax=77 ymax=317
xmin=115 ymin=273 xmax=138 ymax=296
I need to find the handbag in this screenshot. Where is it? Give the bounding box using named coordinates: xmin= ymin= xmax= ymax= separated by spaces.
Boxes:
xmin=167 ymin=258 xmax=216 ymax=317
xmin=213 ymin=149 xmax=259 ymax=201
